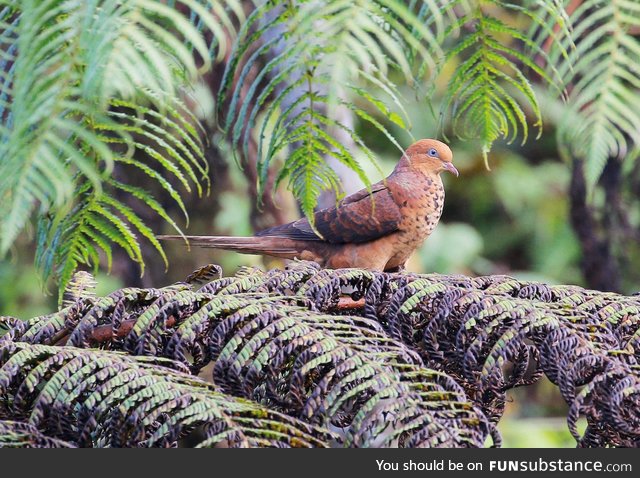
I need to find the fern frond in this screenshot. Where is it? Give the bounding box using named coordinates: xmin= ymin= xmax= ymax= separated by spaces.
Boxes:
xmin=5 ymin=261 xmax=640 ymax=446
xmin=3 ymin=264 xmax=496 ymax=448
xmin=441 ymin=1 xmax=563 ymax=166
xmin=220 ymin=1 xmax=455 ymax=222
xmin=35 ymin=177 xmax=171 ymax=295
xmin=0 ymin=341 xmax=334 ymax=447
xmin=550 ymin=0 xmax=640 ymax=185
xmin=0 ymin=1 xmax=242 ymax=289
xmin=0 ymin=419 xmax=76 ymax=448
xmin=62 ymin=270 xmax=97 ymax=309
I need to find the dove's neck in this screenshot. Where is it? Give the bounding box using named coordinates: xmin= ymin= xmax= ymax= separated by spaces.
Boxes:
xmin=394 ymin=154 xmax=443 ymax=182
xmin=395 ymin=154 xmax=412 ymax=171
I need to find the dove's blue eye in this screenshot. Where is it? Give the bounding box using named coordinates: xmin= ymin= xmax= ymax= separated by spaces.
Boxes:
xmin=428 ymin=148 xmax=438 ymax=157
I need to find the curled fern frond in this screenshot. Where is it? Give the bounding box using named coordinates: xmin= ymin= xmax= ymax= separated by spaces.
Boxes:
xmin=3 ymin=264 xmax=496 ymax=448
xmin=7 ymin=261 xmax=638 ymax=446
xmin=0 ymin=340 xmax=334 ymax=447
xmin=0 ymin=420 xmax=76 ymax=448
xmin=376 ymin=273 xmax=640 ymax=447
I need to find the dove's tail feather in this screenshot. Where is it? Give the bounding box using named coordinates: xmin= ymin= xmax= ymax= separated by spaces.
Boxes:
xmin=158 ymin=235 xmax=307 ymax=259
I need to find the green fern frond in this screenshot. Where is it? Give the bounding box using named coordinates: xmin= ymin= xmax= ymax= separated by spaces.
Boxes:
xmin=441 ymin=1 xmax=562 ymax=166
xmin=34 ymin=90 xmax=211 ymax=295
xmin=0 ymin=1 xmax=242 ymax=289
xmin=220 ymin=1 xmax=453 ymax=222
xmin=550 ymin=0 xmax=640 ymax=185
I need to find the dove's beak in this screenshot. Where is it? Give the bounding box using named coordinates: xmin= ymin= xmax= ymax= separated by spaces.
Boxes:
xmin=442 ymin=162 xmax=459 ymax=177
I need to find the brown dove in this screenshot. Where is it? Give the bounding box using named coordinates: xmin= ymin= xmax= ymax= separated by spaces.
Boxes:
xmin=160 ymin=139 xmax=458 ymax=271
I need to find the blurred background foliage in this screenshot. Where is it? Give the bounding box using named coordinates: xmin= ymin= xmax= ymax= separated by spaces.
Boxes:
xmin=1 ymin=0 xmax=640 ymax=447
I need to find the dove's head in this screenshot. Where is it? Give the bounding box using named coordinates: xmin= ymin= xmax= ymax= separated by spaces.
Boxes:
xmin=402 ymin=139 xmax=458 ymax=177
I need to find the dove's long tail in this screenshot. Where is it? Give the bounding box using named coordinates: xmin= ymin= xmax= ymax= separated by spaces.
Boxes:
xmin=158 ymin=235 xmax=308 ymax=259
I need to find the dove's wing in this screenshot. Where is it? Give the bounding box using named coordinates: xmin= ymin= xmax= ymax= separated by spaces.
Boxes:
xmin=256 ymin=181 xmax=401 ymax=244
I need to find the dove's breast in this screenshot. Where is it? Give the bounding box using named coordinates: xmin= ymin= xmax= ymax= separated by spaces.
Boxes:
xmin=320 ymin=170 xmax=446 ymax=271
xmin=384 ymin=172 xmax=445 ymax=268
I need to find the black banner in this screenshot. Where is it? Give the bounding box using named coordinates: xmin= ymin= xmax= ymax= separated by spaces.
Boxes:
xmin=1 ymin=448 xmax=637 ymax=477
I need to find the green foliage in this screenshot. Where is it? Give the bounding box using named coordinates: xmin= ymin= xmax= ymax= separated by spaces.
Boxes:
xmin=34 ymin=96 xmax=208 ymax=291
xmin=546 ymin=0 xmax=640 ymax=185
xmin=218 ymin=0 xmax=568 ymax=194
xmin=440 ymin=1 xmax=560 ymax=165
xmin=2 ymin=0 xmax=640 ymax=295
xmin=219 ymin=0 xmax=452 ymax=219
xmin=221 ymin=0 xmax=638 ymax=214
xmin=0 ymin=0 xmax=240 ymax=290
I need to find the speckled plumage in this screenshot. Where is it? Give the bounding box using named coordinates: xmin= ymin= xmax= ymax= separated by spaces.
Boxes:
xmin=160 ymin=139 xmax=458 ymax=271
